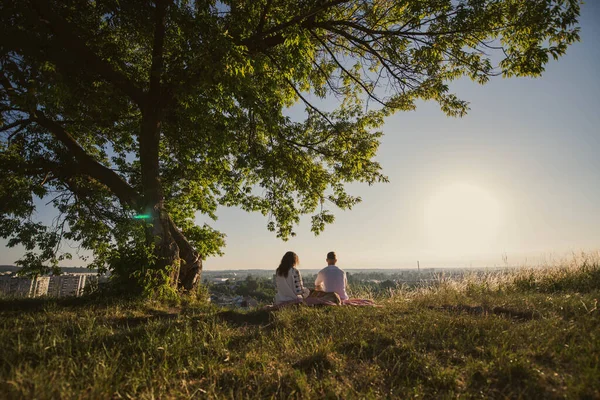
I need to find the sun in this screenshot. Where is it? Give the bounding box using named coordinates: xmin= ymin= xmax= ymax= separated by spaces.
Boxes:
xmin=424 ymin=182 xmax=502 ymax=255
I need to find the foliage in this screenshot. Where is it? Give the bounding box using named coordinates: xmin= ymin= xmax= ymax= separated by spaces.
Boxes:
xmin=1 ymin=259 xmax=599 ymax=398
xmin=207 ymin=275 xmax=277 ymax=302
xmin=0 ymin=0 xmax=581 ymax=281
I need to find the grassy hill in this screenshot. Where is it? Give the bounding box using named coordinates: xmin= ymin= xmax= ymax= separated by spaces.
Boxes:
xmin=1 ymin=257 xmax=599 ymax=399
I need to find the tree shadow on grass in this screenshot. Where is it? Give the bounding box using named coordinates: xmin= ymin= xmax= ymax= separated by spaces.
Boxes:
xmin=0 ymin=293 xmax=138 ymax=313
xmin=336 ymin=334 xmax=396 ymax=361
xmin=216 ymin=309 xmax=273 ymax=327
xmin=292 ymin=351 xmax=337 ymax=378
xmin=106 ymin=311 xmax=180 ymax=329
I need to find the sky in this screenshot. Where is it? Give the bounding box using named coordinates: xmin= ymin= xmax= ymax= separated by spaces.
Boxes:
xmin=1 ymin=2 xmax=599 ymax=270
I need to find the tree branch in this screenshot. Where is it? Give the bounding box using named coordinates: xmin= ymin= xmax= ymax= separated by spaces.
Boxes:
xmin=0 ymin=118 xmax=30 ymax=132
xmin=256 ymin=0 xmax=273 ymax=34
xmin=321 ymin=27 xmax=421 ymax=91
xmin=315 ymin=19 xmax=488 ymax=38
xmin=309 ymin=30 xmax=387 ymax=108
xmin=242 ymin=0 xmax=351 ymax=51
xmin=1 ymin=63 xmax=140 ymax=205
xmin=31 ymin=111 xmax=141 ymax=208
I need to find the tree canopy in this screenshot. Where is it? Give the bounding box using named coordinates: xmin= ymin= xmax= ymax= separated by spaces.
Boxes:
xmin=0 ymin=0 xmax=580 ymax=291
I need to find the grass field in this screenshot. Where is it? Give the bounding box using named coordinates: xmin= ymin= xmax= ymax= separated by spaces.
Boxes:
xmin=1 ymin=256 xmax=599 ymax=399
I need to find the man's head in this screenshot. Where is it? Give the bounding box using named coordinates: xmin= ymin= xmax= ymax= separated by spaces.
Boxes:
xmin=326 ymin=251 xmax=337 ymax=265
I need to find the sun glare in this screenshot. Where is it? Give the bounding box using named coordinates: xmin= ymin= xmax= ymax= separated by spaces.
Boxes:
xmin=424 ymin=182 xmax=502 ymax=255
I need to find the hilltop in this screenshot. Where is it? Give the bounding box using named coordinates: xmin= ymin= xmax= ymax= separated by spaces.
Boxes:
xmin=1 ymin=257 xmax=599 ymax=399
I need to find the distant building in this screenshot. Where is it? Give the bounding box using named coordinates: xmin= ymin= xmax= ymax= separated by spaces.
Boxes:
xmin=0 ymin=273 xmax=95 ymax=298
xmin=48 ymin=274 xmax=87 ymax=297
xmin=33 ymin=276 xmax=50 ymax=297
xmin=3 ymin=276 xmax=34 ymax=297
xmin=207 ymin=277 xmax=230 ymax=283
xmin=0 ymin=275 xmax=11 ymax=295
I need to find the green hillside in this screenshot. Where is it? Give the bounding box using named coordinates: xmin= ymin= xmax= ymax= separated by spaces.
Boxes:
xmin=1 ymin=259 xmax=599 ymax=399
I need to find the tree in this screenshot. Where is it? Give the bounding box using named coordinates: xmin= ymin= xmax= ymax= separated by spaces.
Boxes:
xmin=0 ymin=0 xmax=580 ymax=291
xmin=245 ymin=276 xmax=260 ymax=292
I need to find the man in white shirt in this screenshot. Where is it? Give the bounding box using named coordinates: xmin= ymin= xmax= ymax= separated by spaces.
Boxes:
xmin=314 ymin=251 xmax=349 ymax=301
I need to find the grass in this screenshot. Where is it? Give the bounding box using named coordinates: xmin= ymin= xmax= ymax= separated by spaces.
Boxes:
xmin=1 ymin=257 xmax=599 ymax=399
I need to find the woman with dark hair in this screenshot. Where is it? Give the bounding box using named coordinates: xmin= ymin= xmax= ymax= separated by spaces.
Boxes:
xmin=274 ymin=251 xmax=310 ymax=305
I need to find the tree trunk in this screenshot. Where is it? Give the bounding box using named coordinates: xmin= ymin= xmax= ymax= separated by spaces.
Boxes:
xmin=154 ymin=207 xmax=181 ymax=285
xmin=168 ymin=217 xmax=203 ymax=290
xmin=140 ymin=104 xmax=182 ymax=288
xmin=138 ymin=0 xmax=186 ymax=289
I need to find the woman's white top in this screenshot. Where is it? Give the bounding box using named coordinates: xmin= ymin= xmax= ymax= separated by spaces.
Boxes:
xmin=275 ymin=268 xmax=310 ymax=304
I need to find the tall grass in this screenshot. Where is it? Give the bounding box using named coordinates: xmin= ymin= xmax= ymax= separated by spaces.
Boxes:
xmin=1 ymin=255 xmax=599 ymax=399
xmin=378 ymin=251 xmax=600 ymax=302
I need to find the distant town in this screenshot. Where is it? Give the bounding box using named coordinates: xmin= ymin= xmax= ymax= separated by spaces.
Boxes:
xmin=202 ymin=266 xmax=517 ymax=307
xmin=0 ymin=265 xmax=104 ymax=298
xmin=1 ymin=265 xmax=517 ymax=304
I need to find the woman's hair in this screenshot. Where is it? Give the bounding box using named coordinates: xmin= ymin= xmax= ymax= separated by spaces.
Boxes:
xmin=276 ymin=251 xmax=299 ymax=278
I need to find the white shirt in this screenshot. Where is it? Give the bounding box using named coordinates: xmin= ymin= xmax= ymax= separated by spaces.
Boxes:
xmin=275 ymin=268 xmax=310 ymax=305
xmin=315 ymin=265 xmax=349 ymax=300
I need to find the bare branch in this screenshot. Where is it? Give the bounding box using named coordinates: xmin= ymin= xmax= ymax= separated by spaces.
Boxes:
xmin=316 ymin=18 xmax=489 ymax=39
xmin=242 ymin=0 xmax=352 ymax=51
xmin=0 ymin=118 xmax=30 ymax=132
xmin=310 ymin=30 xmax=388 ymax=108
xmin=322 ymin=27 xmax=421 ymax=91
xmin=286 ymin=76 xmax=336 ymax=127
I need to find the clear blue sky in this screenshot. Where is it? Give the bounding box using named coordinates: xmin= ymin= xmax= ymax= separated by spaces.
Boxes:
xmin=2 ymin=2 xmax=599 ymax=270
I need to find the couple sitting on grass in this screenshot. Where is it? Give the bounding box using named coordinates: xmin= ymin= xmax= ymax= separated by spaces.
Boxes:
xmin=274 ymin=251 xmax=373 ymax=307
